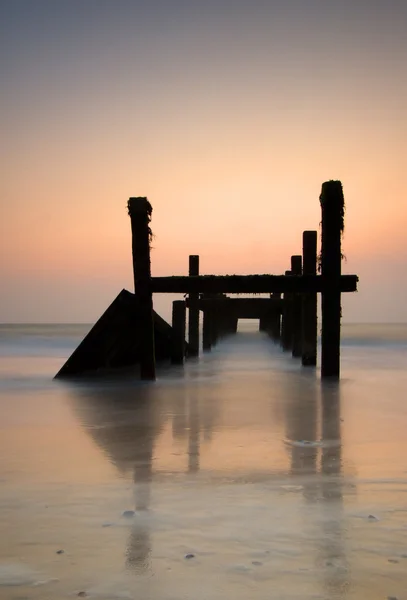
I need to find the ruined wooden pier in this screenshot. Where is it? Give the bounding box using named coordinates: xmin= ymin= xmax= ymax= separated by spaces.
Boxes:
xmin=55 ymin=180 xmax=358 ymax=380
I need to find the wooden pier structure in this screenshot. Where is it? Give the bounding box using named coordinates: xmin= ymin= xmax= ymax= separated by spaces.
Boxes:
xmin=55 ymin=180 xmax=358 ymax=380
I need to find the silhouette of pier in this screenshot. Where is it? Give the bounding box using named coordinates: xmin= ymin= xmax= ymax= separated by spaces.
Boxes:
xmin=55 ymin=180 xmax=358 ymax=380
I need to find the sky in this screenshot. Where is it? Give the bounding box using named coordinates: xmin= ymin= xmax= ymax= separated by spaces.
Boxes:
xmin=1 ymin=0 xmax=406 ymax=323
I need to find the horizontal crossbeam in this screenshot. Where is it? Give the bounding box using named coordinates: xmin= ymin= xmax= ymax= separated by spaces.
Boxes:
xmin=186 ymin=297 xmax=284 ymax=316
xmin=151 ymin=275 xmax=358 ymax=294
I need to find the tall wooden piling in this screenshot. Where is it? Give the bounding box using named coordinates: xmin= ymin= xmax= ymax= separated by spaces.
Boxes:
xmin=128 ymin=197 xmax=156 ymax=380
xmin=320 ymin=181 xmax=344 ymax=378
xmin=171 ymin=300 xmax=186 ymax=364
xmin=270 ymin=293 xmax=281 ymax=340
xmin=281 ymin=270 xmax=293 ymax=350
xmin=291 ymin=255 xmax=302 ymax=358
xmin=302 ymin=231 xmax=318 ymax=366
xmin=188 ymin=255 xmax=200 ymax=356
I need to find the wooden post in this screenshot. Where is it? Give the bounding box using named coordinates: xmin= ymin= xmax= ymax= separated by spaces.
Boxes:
xmin=302 ymin=231 xmax=317 ymax=366
xmin=211 ymin=308 xmax=219 ymax=346
xmin=220 ymin=307 xmax=231 ymax=337
xmin=320 ymin=180 xmax=344 ymax=378
xmin=222 ymin=312 xmax=232 ymax=334
xmin=188 ymin=255 xmax=200 ymax=356
xmin=281 ymin=270 xmax=293 ymax=350
xmin=216 ymin=306 xmax=225 ymax=338
xmin=128 ymin=197 xmax=156 ymax=380
xmin=202 ymin=310 xmax=212 ymax=351
xmin=291 ymin=255 xmax=302 ymax=358
xmin=270 ymin=293 xmax=281 ymax=340
xmin=229 ymin=315 xmax=238 ymax=334
xmin=171 ymin=300 xmax=186 ymax=364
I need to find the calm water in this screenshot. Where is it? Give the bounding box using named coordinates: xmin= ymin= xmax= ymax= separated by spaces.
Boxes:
xmin=0 ymin=322 xmax=406 ymax=600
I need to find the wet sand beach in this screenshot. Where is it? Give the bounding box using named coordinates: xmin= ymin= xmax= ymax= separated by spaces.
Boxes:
xmin=0 ymin=323 xmax=406 ymax=599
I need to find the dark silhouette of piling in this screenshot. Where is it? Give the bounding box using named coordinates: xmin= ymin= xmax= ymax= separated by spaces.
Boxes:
xmin=291 ymin=255 xmax=302 ymax=358
xmin=281 ymin=270 xmax=293 ymax=350
xmin=128 ymin=197 xmax=155 ymax=380
xmin=171 ymin=300 xmax=186 ymax=364
xmin=270 ymin=293 xmax=282 ymax=340
xmin=217 ymin=306 xmax=230 ymax=338
xmin=259 ymin=315 xmax=268 ymax=332
xmin=202 ymin=310 xmax=212 ymax=351
xmin=228 ymin=315 xmax=238 ymax=334
xmin=320 ymin=181 xmax=344 ymax=378
xmin=302 ymin=231 xmax=318 ymax=366
xmin=188 ymin=255 xmax=200 ymax=356
xmin=211 ymin=309 xmax=219 ymax=346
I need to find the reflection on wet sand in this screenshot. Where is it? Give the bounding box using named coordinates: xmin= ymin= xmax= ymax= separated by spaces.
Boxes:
xmin=68 ymin=375 xmax=212 ymax=574
xmin=319 ymin=381 xmax=349 ymax=598
xmin=284 ymin=371 xmax=319 ymax=501
xmin=284 ymin=374 xmax=350 ymax=598
xmin=187 ymin=389 xmax=200 ymax=474
xmin=2 ymin=324 xmax=407 ymax=599
xmin=68 ymin=381 xmax=164 ymax=574
xmin=66 ymin=350 xmax=352 ymax=597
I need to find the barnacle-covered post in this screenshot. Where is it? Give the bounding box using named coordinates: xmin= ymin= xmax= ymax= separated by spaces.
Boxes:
xmin=188 ymin=255 xmax=200 ymax=356
xmin=291 ymin=255 xmax=302 ymax=358
xmin=128 ymin=197 xmax=155 ymax=380
xmin=320 ymin=181 xmax=344 ymax=378
xmin=171 ymin=300 xmax=186 ymax=364
xmin=302 ymin=231 xmax=318 ymax=366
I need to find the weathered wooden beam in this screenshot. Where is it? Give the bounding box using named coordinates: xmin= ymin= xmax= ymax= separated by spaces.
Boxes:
xmin=320 ymin=181 xmax=343 ymax=378
xmin=188 ymin=255 xmax=200 ymax=357
xmin=128 ymin=197 xmax=156 ymax=380
xmin=302 ymin=231 xmax=318 ymax=366
xmin=291 ymin=255 xmax=302 ymax=358
xmin=187 ymin=297 xmax=283 ymax=315
xmin=151 ymin=274 xmax=358 ymax=294
xmin=171 ymin=300 xmax=186 ymax=364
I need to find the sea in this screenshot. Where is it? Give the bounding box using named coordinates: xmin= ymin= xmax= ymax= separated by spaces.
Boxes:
xmin=0 ymin=322 xmax=406 ymax=600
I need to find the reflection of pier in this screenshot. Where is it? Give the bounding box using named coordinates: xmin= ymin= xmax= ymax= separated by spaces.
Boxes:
xmin=56 ymin=180 xmax=358 ymax=381
xmin=68 ymin=366 xmax=350 ymax=587
xmin=284 ymin=377 xmax=350 ymax=596
xmin=284 ymin=372 xmax=319 ymax=501
xmin=69 ymin=383 xmax=163 ymax=573
xmin=67 ymin=377 xmax=212 ymax=573
xmin=319 ymin=382 xmax=349 ymax=597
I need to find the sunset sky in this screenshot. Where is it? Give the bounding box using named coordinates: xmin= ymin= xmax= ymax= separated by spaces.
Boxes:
xmin=1 ymin=0 xmax=406 ymax=323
